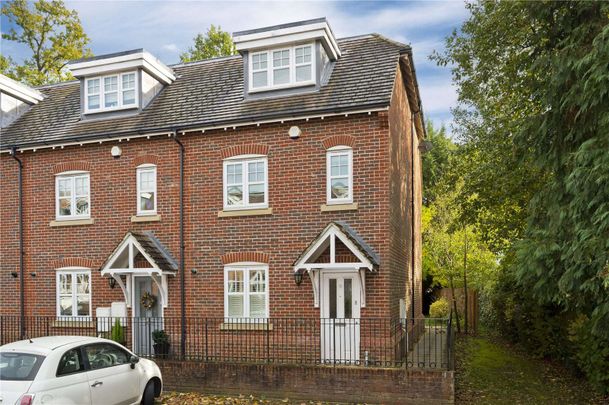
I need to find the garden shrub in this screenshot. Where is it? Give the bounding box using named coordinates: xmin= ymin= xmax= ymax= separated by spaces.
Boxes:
xmin=569 ymin=316 xmax=609 ymax=395
xmin=430 ymin=297 xmax=450 ymax=318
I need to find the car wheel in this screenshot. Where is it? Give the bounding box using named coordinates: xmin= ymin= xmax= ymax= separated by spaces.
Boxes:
xmin=141 ymin=381 xmax=155 ymax=405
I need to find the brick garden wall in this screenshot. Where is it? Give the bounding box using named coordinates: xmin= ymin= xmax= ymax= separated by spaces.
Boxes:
xmin=156 ymin=360 xmax=454 ymax=405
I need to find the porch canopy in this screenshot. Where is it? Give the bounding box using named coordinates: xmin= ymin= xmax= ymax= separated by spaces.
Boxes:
xmin=293 ymin=221 xmax=380 ymax=307
xmin=100 ymin=231 xmax=177 ymax=308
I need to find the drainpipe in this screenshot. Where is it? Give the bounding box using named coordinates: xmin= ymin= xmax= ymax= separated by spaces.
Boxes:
xmin=411 ymin=114 xmax=418 ymax=321
xmin=171 ymin=132 xmax=186 ymax=359
xmin=10 ymin=146 xmax=25 ymax=339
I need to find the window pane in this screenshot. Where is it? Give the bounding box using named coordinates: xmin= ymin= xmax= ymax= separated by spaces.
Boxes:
xmin=59 ymin=198 xmax=72 ymax=216
xmin=140 ymin=192 xmax=155 ymax=211
xmin=105 ymin=92 xmax=118 ymax=108
xmin=227 ymin=186 xmax=243 ymax=205
xmin=77 ymin=295 xmax=90 ymax=316
xmin=252 ymin=71 xmax=267 ymax=88
xmin=57 ymin=349 xmax=84 ymax=376
xmin=76 ymin=197 xmax=89 ymax=215
xmin=344 ymin=279 xmax=352 ymax=319
xmin=331 ymin=178 xmax=349 ymax=199
xmin=248 ymin=184 xmax=264 ymax=204
xmin=60 ymin=296 xmax=73 ymax=316
xmin=139 ymin=171 xmax=154 ymax=190
xmin=75 ymin=177 xmax=88 ymax=196
xmin=252 ymin=53 xmax=267 ymax=70
xmin=122 ymin=73 xmax=135 ymax=89
xmin=295 ymin=46 xmax=311 ymax=64
xmin=296 ymin=65 xmax=311 ymax=82
xmin=249 ymin=295 xmax=266 ymax=318
xmin=122 ymin=90 xmax=135 ymax=105
xmin=273 ymin=68 xmax=289 ymax=85
xmin=58 ymin=179 xmax=72 ymax=197
xmin=87 ymin=79 xmax=100 ymax=94
xmin=76 ymin=274 xmax=89 ymax=294
xmin=329 ymin=278 xmax=337 ymax=319
xmin=227 ymin=163 xmax=242 ymax=184
xmin=228 ymin=295 xmax=244 ymax=317
xmin=273 ymin=50 xmax=289 ymax=67
xmin=228 ymin=271 xmax=243 ymax=292
xmin=87 ymin=95 xmax=100 ymax=109
xmin=85 ymin=344 xmax=129 ymax=370
xmin=104 ymin=76 xmax=118 ymax=92
xmin=60 ymin=274 xmax=72 ymax=294
xmin=248 ymin=161 xmax=264 ymax=182
xmin=249 ymin=270 xmax=266 ymax=292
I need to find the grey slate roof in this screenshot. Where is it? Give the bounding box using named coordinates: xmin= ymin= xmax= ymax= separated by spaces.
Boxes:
xmin=1 ymin=35 xmax=406 ymax=149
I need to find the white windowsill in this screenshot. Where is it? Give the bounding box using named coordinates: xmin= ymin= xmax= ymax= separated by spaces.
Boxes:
xmin=220 ymin=322 xmax=273 ymax=331
xmin=320 ymin=203 xmax=358 ymax=212
xmin=218 ymin=207 xmax=273 ymax=218
xmin=50 ymin=218 xmax=95 ymax=227
xmin=131 ymin=214 xmax=161 ymax=223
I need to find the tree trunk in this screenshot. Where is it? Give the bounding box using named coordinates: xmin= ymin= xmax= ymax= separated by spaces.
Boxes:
xmin=449 ymin=275 xmax=461 ymax=333
xmin=463 ymin=226 xmax=469 ymax=334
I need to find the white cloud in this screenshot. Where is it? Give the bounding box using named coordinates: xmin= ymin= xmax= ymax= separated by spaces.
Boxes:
xmin=162 ymin=43 xmax=180 ymax=53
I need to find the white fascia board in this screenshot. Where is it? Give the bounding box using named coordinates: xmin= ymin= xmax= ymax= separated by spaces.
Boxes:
xmin=68 ymin=51 xmax=175 ymax=84
xmin=0 ymin=74 xmax=44 ymax=104
xmin=234 ymin=22 xmax=341 ymax=60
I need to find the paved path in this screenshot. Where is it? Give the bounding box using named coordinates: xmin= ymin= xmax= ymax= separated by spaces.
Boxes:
xmin=407 ymin=326 xmax=449 ymax=369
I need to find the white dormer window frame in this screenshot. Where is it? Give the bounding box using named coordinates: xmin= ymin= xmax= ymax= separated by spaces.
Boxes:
xmin=248 ymin=42 xmax=316 ymax=93
xmin=84 ymin=71 xmax=138 ymax=114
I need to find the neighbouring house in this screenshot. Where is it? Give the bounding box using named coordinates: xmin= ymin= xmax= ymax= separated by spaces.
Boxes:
xmin=0 ymin=18 xmax=426 ymax=369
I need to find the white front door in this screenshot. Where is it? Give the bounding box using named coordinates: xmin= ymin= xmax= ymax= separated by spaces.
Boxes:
xmin=133 ymin=276 xmax=163 ymax=356
xmin=320 ymin=271 xmax=361 ymax=364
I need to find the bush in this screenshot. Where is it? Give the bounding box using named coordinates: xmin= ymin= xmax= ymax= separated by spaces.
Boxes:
xmin=430 ymin=297 xmax=450 ymax=318
xmin=152 ymin=329 xmax=169 ymax=345
xmin=569 ymin=316 xmax=609 ymax=395
xmin=110 ymin=319 xmax=124 ymax=344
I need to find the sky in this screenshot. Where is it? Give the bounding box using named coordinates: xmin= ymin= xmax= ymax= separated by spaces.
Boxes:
xmin=1 ymin=0 xmax=469 ymax=132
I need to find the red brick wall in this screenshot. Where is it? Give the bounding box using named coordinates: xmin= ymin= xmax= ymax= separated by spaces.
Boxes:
xmin=387 ymin=66 xmax=424 ymax=319
xmin=157 ymin=360 xmax=454 ymax=404
xmin=0 ymin=113 xmax=407 ymax=319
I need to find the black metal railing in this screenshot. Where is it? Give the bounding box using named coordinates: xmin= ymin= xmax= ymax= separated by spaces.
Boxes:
xmin=0 ymin=315 xmax=453 ymax=370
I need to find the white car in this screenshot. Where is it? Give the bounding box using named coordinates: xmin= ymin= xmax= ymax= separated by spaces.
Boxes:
xmin=0 ymin=336 xmax=162 ymax=405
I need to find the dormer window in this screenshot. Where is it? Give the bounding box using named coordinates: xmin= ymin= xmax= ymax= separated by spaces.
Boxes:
xmin=85 ymin=72 xmax=138 ymax=113
xmin=68 ymin=49 xmax=175 ymax=117
xmin=249 ymin=43 xmax=315 ymax=92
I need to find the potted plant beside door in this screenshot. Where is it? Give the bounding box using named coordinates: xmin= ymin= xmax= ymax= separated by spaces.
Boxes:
xmin=152 ymin=329 xmax=170 ymax=358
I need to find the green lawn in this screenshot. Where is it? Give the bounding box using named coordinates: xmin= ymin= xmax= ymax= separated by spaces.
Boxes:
xmin=455 ymin=331 xmax=607 ymax=404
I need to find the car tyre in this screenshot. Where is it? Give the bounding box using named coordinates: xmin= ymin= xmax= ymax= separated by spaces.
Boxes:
xmin=141 ymin=381 xmax=155 ymax=405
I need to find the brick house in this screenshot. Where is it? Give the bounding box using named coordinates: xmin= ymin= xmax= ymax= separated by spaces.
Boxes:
xmin=0 ymin=18 xmax=425 ymax=364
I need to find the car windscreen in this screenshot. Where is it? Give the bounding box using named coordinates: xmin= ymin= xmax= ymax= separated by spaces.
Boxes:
xmin=0 ymin=352 xmax=45 ymax=381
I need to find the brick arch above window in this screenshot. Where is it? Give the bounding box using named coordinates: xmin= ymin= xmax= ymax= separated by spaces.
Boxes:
xmin=322 ymin=135 xmax=355 ymax=150
xmin=221 ymin=144 xmax=270 ymax=160
xmin=221 ymin=252 xmax=270 ymax=265
xmin=133 ymin=154 xmax=160 ymax=167
xmin=53 ymin=161 xmax=91 ymax=174
xmin=52 ymin=257 xmax=96 ymax=269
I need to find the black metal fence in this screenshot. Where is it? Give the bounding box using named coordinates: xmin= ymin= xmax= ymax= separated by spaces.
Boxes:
xmin=0 ymin=315 xmax=453 ymax=370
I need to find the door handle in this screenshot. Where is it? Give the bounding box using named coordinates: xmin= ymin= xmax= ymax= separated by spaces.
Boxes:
xmin=91 ymin=381 xmax=103 ymax=387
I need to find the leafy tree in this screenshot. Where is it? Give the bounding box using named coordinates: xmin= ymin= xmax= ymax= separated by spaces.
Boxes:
xmin=1 ymin=0 xmax=91 ymax=86
xmin=437 ymin=0 xmax=609 ymax=393
xmin=421 ymin=121 xmax=456 ymax=205
xmin=180 ymin=25 xmax=237 ymax=63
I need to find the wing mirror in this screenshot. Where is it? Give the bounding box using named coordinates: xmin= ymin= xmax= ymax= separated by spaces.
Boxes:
xmin=129 ymin=355 xmax=139 ymax=369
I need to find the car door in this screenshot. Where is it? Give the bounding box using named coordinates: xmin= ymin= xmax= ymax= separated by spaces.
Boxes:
xmin=36 ymin=347 xmax=92 ymax=405
xmin=83 ymin=343 xmax=140 ymax=405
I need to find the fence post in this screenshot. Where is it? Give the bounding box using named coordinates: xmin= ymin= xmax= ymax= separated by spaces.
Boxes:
xmin=265 ymin=320 xmax=270 ymax=363
xmin=204 ymin=319 xmax=208 ymax=362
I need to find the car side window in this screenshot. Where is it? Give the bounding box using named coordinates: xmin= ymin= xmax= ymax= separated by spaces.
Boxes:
xmin=57 ymin=348 xmax=85 ymax=376
xmin=85 ymin=344 xmax=129 ymax=370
